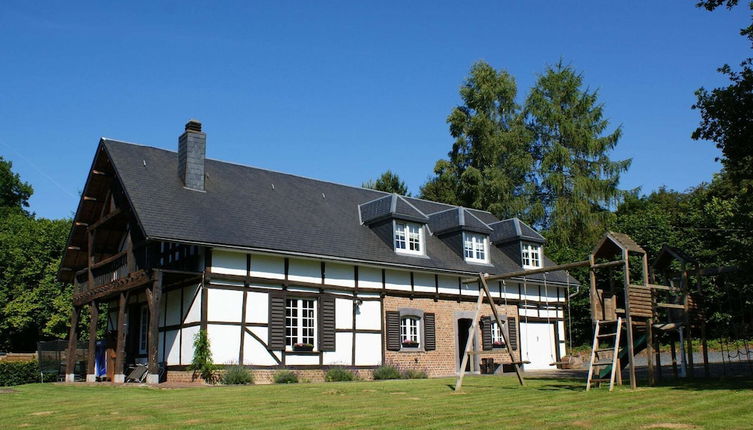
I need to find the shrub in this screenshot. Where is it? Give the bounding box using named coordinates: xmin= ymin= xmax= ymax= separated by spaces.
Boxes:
xmin=273 ymin=370 xmax=298 ymax=384
xmin=0 ymin=361 xmax=42 ymax=386
xmin=187 ymin=330 xmax=218 ymax=383
xmin=325 ymin=367 xmax=357 ymax=382
xmin=222 ymin=365 xmax=253 ymax=385
xmin=372 ymin=364 xmax=401 ymax=380
xmin=401 ymin=368 xmax=428 ymax=379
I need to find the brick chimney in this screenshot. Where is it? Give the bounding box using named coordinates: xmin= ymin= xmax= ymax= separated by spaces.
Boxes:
xmin=178 ymin=119 xmax=206 ymax=191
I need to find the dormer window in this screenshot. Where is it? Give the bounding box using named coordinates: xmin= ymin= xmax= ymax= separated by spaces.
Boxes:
xmin=463 ymin=232 xmax=489 ymax=264
xmin=394 ymin=221 xmax=424 ymax=255
xmin=522 ymin=243 xmax=542 ymax=269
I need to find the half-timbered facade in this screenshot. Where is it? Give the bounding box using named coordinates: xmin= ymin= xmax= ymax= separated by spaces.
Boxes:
xmin=59 ymin=120 xmax=576 ymax=383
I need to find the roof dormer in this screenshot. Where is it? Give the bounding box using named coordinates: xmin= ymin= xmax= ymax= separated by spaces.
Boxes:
xmin=489 ymin=218 xmax=546 ymax=269
xmin=359 ymin=194 xmax=429 ymax=257
xmin=428 ymin=207 xmax=493 ymax=264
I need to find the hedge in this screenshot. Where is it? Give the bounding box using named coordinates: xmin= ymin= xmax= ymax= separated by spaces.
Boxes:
xmin=0 ymin=361 xmax=44 ymax=386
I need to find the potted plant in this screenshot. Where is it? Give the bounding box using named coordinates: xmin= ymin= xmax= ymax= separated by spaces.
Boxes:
xmin=293 ymin=342 xmax=314 ymax=352
xmin=401 ymin=338 xmax=419 ymax=348
xmin=492 ymin=340 xmax=504 ymax=348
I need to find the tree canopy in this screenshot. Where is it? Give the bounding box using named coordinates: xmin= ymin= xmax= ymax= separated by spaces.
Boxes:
xmin=362 ymin=170 xmax=410 ymax=196
xmin=0 ymin=157 xmax=33 ymax=215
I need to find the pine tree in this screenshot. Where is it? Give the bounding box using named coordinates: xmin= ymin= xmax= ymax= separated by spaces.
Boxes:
xmin=362 ymin=170 xmax=410 ymax=196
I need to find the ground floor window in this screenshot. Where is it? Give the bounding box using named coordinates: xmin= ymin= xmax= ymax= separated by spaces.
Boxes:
xmin=400 ymin=316 xmax=421 ymax=348
xmin=286 ymin=298 xmax=316 ymax=349
xmin=491 ymin=321 xmax=505 ymax=348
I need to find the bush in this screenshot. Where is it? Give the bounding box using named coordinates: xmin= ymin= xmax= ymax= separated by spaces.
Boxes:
xmin=372 ymin=364 xmax=402 ymax=380
xmin=222 ymin=365 xmax=253 ymax=385
xmin=0 ymin=361 xmax=41 ymax=386
xmin=187 ymin=330 xmax=218 ymax=383
xmin=273 ymin=370 xmax=298 ymax=384
xmin=325 ymin=367 xmax=357 ymax=382
xmin=401 ymin=368 xmax=428 ymax=379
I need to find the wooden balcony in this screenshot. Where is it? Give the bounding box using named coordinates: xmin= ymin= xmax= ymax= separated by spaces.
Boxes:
xmin=72 ymin=250 xmax=150 ymax=306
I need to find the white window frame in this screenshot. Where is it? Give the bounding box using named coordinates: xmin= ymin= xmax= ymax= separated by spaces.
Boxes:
xmin=138 ymin=305 xmax=148 ymax=355
xmin=463 ymin=232 xmax=489 ymax=264
xmin=522 ymin=243 xmax=542 ymax=269
xmin=394 ymin=221 xmax=425 ymax=256
xmin=491 ymin=321 xmax=505 ymax=348
xmin=285 ymin=298 xmax=317 ymax=350
xmin=400 ymin=316 xmax=421 ymax=348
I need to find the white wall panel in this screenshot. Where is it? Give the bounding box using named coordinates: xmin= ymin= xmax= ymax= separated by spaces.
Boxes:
xmin=208 ymin=324 xmax=241 ymax=365
xmin=501 ymin=282 xmax=519 ymax=300
xmin=164 ymin=330 xmax=180 ymax=366
xmin=355 ymin=301 xmax=381 ymax=330
xmin=413 ymin=272 xmax=435 ymax=293
xmin=211 ymin=250 xmax=247 ymax=276
xmin=325 ymin=262 xmax=355 ymax=288
xmin=358 ymin=266 xmax=382 ymax=290
xmin=245 ymin=291 xmax=268 ymax=324
xmin=335 ymin=298 xmax=353 ymax=330
xmin=355 ymin=333 xmax=382 ymax=366
xmin=285 ymin=354 xmax=320 ymax=365
xmin=207 ymin=289 xmax=243 ymax=322
xmin=520 ymin=283 xmax=540 ymax=302
xmin=385 ymin=269 xmax=411 ymax=292
xmin=289 ymin=258 xmax=321 ymax=284
xmin=461 ymin=281 xmax=479 ymax=296
xmin=323 ymin=333 xmax=353 ymax=365
xmin=158 ymin=332 xmax=164 ymax=362
xmin=438 ymin=275 xmax=459 ymax=295
xmin=164 ymin=289 xmax=181 ymax=327
xmin=558 ymin=321 xmax=567 ymax=358
xmin=243 ymin=329 xmax=278 ymax=366
xmin=181 ymin=326 xmax=199 ymax=365
xmin=250 ymin=254 xmax=285 ymax=280
xmin=183 ymin=284 xmax=202 ymax=324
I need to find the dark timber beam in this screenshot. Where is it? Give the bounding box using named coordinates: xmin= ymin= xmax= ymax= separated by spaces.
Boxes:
xmin=461 ymin=260 xmax=593 ymax=284
xmin=146 ymin=271 xmax=163 ymax=384
xmin=86 ymin=301 xmax=99 ymax=382
xmin=114 ymin=291 xmax=128 ymax=383
xmin=65 ymin=306 xmax=81 ymax=382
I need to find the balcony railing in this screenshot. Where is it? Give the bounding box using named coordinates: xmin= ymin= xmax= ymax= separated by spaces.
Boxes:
xmin=73 ymin=251 xmax=132 ymax=296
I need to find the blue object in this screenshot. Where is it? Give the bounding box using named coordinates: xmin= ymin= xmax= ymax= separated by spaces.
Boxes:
xmin=94 ymin=340 xmax=106 ymax=377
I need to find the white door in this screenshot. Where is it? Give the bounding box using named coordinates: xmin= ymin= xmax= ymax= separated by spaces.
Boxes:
xmin=520 ymin=322 xmax=556 ymax=370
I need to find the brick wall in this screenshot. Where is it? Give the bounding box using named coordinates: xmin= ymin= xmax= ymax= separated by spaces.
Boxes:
xmin=166 ymin=368 xmax=375 ymax=385
xmin=383 ymin=296 xmax=519 ymax=378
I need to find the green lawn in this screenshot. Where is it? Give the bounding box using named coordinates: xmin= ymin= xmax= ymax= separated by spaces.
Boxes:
xmin=1 ymin=375 xmax=752 ymax=429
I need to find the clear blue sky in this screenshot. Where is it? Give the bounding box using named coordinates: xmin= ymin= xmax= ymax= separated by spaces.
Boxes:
xmin=1 ymin=1 xmax=749 ymax=220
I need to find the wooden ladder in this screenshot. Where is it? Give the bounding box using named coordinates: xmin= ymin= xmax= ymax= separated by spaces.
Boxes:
xmin=586 ymin=318 xmax=623 ymax=392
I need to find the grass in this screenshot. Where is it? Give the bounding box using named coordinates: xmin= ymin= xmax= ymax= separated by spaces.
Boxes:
xmin=1 ymin=376 xmax=752 ymax=429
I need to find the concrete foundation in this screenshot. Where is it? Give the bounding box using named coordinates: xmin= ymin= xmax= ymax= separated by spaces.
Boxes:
xmin=85 ymin=374 xmax=97 ymax=383
xmin=146 ymin=373 xmax=160 ymax=384
xmin=113 ymin=373 xmax=125 ymax=383
xmin=65 ymin=373 xmax=76 ymax=383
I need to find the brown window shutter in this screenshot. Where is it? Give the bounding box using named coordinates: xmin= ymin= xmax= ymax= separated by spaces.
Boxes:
xmin=386 ymin=311 xmax=401 ymax=351
xmin=423 ymin=313 xmax=436 ymax=351
xmin=507 ymin=316 xmax=518 ymax=351
xmin=481 ymin=316 xmax=492 ymax=351
xmin=319 ymin=295 xmax=336 ymax=351
xmin=267 ymin=292 xmax=286 ymax=350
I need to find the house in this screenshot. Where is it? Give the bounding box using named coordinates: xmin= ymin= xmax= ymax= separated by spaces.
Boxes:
xmin=58 ymin=120 xmax=576 ymax=384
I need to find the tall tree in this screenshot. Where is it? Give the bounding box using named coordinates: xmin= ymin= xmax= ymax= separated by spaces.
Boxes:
xmin=0 ymin=156 xmax=33 ymax=215
xmin=524 ymin=61 xmax=631 ymax=254
xmin=362 ymin=170 xmax=410 ymax=196
xmin=421 ymin=61 xmax=537 ymax=221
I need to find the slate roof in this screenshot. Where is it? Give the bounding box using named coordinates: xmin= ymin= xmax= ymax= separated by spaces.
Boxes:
xmin=359 ymin=194 xmax=429 ymax=225
xmin=97 ymin=139 xmax=576 ymax=285
xmin=428 ymin=207 xmax=494 ymax=236
xmin=490 ymin=218 xmax=546 ymax=245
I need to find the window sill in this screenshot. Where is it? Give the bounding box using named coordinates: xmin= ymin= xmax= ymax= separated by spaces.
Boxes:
xmin=285 ymin=350 xmax=320 ymax=355
xmin=398 ymin=347 xmax=425 ymax=353
xmin=464 ymin=260 xmax=493 ymax=266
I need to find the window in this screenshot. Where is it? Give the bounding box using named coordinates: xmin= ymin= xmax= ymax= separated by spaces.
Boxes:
xmin=463 ymin=232 xmax=489 ymax=263
xmin=394 ymin=221 xmax=424 ymax=255
xmin=491 ymin=321 xmax=505 ymax=348
xmin=522 ymin=243 xmax=542 ymax=268
xmin=400 ymin=316 xmax=421 ymax=348
xmin=285 ymin=298 xmax=316 ymax=349
xmin=138 ymin=305 xmax=148 ymax=355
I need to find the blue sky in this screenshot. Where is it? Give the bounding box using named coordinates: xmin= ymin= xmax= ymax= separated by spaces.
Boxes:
xmin=1 ymin=1 xmax=750 ymax=220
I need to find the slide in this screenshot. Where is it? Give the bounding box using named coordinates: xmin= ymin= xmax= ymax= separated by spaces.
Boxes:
xmin=598 ymin=333 xmax=648 ymax=379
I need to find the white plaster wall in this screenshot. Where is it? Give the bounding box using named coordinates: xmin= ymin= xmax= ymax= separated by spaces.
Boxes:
xmin=245 ymin=291 xmax=268 ymax=324
xmin=413 ymin=272 xmax=435 ymax=293
xmin=335 ymin=298 xmax=353 ymax=330
xmin=502 ymin=282 xmax=519 ymax=300
xmin=287 ymin=286 xmax=319 ymax=294
xmin=461 ymin=281 xmax=479 ymax=296
xmin=250 ymin=254 xmax=285 ymax=280
xmin=207 ymin=289 xmax=243 ymax=322
xmin=181 ymin=325 xmax=199 ymax=365
xmin=385 ymin=269 xmax=411 ymax=292
xmin=355 ymin=333 xmax=382 ymax=366
xmin=438 ymin=275 xmax=458 ymax=295
xmin=325 ymin=262 xmax=355 ymax=288
xmin=242 ymin=329 xmax=278 ymax=366
xmin=358 ymin=266 xmax=382 ymax=290
xmin=285 ymin=354 xmax=320 ymax=365
xmin=288 ymin=258 xmax=321 ymax=284
xmin=208 ymin=324 xmax=241 ymax=364
xmin=520 ymin=283 xmax=540 ymax=302
xmin=355 ymin=301 xmax=381 ymax=330
xmin=323 ymin=332 xmax=353 ymax=365
xmin=164 ymin=289 xmax=181 ymax=327
xmin=558 ymin=321 xmax=567 ymax=358
xmin=183 ymin=284 xmax=202 ymax=324
xmin=164 ymin=330 xmax=180 ymax=366
xmin=211 ymin=250 xmax=246 ymax=276
xmin=487 ymin=281 xmax=501 ymax=297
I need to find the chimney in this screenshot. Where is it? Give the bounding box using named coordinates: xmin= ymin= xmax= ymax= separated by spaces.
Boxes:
xmin=178 ymin=119 xmax=206 ymax=191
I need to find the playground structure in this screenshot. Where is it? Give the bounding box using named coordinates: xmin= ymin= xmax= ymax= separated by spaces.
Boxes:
xmin=454 ymin=231 xmax=744 ymax=392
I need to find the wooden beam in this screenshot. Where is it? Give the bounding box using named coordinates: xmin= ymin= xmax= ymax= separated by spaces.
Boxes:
xmin=87 ymin=208 xmax=123 ymax=232
xmin=65 ymin=306 xmax=81 ymax=381
xmin=83 ymin=196 xmax=97 ymax=202
xmin=86 ymin=301 xmax=98 ymax=380
xmin=67 ymin=246 xmax=81 ymax=251
xmin=479 ymin=277 xmax=524 ymax=386
xmin=74 ymin=222 xmax=89 ymax=228
xmin=114 ymin=291 xmax=128 ymax=383
xmin=91 ymin=169 xmax=108 ymax=176
xmin=147 ymin=271 xmax=163 ymax=382
xmin=656 ymin=303 xmax=685 ymax=309
xmin=590 ymin=260 xmax=625 ymax=270
xmin=622 ymin=248 xmax=637 ymax=389
xmin=90 ymin=249 xmax=127 ymax=270
xmin=461 ymin=259 xmax=593 ymax=284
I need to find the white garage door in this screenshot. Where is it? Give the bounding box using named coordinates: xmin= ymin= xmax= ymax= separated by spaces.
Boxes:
xmin=520 ymin=322 xmax=556 ymax=370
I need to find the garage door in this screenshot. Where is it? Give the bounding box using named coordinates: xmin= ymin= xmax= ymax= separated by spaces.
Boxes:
xmin=520 ymin=322 xmax=556 ymax=370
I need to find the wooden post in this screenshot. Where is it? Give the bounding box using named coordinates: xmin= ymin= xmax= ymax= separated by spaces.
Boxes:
xmin=589 ymin=254 xmax=601 ymax=321
xmin=622 ymin=248 xmax=637 ymax=389
xmin=655 ymin=331 xmax=663 ymax=381
xmin=114 ymin=291 xmax=128 ymax=383
xmin=454 ymin=286 xmax=485 ymax=391
xmin=65 ymin=306 xmax=81 ymax=382
xmin=670 ymin=335 xmax=678 ymax=378
xmin=479 ymin=277 xmax=524 ymax=386
xmin=696 ymin=264 xmax=710 ymax=378
xmin=86 ymin=301 xmax=99 ymax=382
xmin=682 ymin=264 xmax=694 ymax=378
xmin=647 ymin=318 xmax=654 ymax=386
xmin=146 ymin=270 xmax=163 ymax=384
